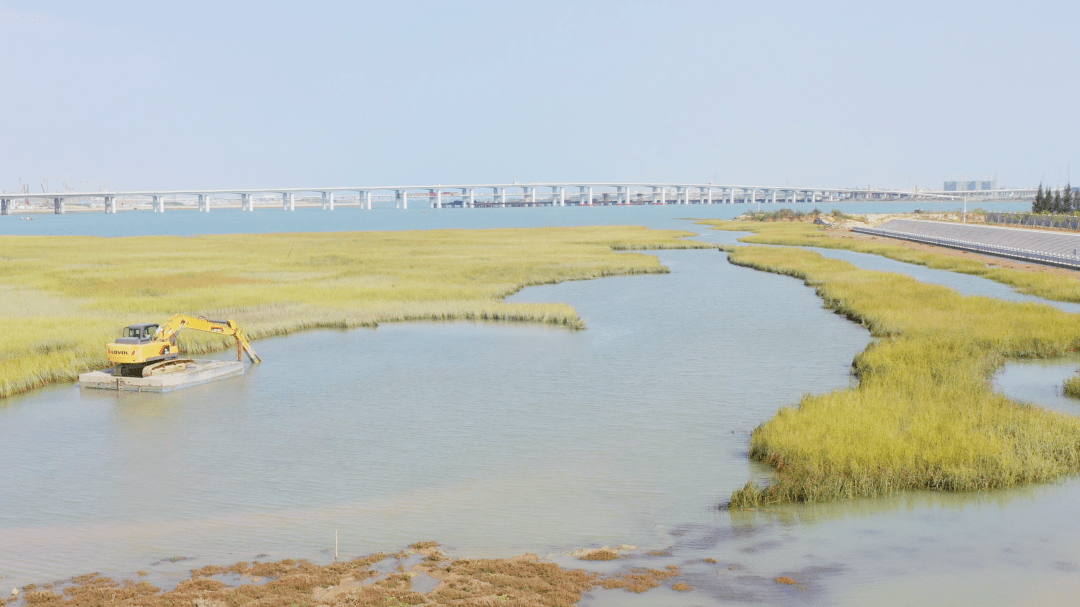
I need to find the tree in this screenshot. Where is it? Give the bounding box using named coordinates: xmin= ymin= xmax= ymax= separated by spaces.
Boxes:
xmin=1054 ymin=189 xmax=1064 ymax=214
xmin=1034 ymin=184 xmax=1045 ymax=212
xmin=1064 ymin=183 xmax=1074 ymax=212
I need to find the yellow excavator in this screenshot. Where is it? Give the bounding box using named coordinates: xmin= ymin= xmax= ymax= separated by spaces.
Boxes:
xmin=106 ymin=314 xmax=261 ymax=377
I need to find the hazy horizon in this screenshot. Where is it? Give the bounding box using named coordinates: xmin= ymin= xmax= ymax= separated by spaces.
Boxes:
xmin=2 ymin=0 xmax=1076 ymax=192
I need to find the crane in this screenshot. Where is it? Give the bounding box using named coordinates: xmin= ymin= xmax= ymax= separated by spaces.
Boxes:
xmin=106 ymin=315 xmax=261 ymax=377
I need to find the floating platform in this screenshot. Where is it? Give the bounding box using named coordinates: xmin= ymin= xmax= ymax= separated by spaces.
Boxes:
xmin=78 ymin=360 xmax=245 ymax=393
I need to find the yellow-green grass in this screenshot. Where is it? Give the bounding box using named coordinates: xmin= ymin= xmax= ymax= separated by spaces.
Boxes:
xmin=0 ymin=226 xmax=709 ymax=399
xmin=1065 ymin=372 xmax=1080 ymax=398
xmin=724 ymin=245 xmax=1080 ymax=507
xmin=700 ymin=219 xmax=1080 ymax=304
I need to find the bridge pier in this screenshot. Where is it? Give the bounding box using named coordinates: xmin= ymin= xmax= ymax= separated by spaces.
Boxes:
xmin=241 ymin=193 xmax=253 ymax=211
xmin=152 ymin=195 xmax=163 ymax=213
xmin=554 ymin=186 xmax=565 ymax=206
xmin=282 ymin=192 xmax=295 ymax=211
xmin=55 ymin=197 xmax=66 ymax=214
xmin=582 ymin=186 xmax=593 ymax=206
xmin=197 ymin=194 xmax=208 ymax=213
xmin=105 ymin=196 xmax=116 ymax=214
xmin=322 ymin=191 xmax=335 ymax=210
xmin=1 ymin=199 xmax=9 ymax=216
xmin=433 ymin=189 xmax=442 ymax=208
xmin=706 ymin=188 xmax=713 ymax=204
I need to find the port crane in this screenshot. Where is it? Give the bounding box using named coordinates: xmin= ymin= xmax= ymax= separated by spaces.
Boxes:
xmin=106 ymin=315 xmax=261 ymax=377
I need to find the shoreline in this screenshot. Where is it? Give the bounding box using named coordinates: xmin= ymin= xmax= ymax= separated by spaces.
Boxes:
xmin=0 ymin=226 xmax=711 ymax=401
xmin=701 ymin=218 xmax=1080 ymax=507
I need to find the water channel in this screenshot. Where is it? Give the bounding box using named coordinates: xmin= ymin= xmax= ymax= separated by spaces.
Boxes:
xmin=3 ymin=201 xmax=1080 ymax=605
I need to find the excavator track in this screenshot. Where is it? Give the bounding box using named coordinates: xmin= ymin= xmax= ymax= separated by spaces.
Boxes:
xmin=140 ymin=358 xmax=195 ymax=377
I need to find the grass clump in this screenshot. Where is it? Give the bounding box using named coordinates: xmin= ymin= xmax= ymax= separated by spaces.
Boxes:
xmin=1065 ymin=372 xmax=1080 ymax=398
xmin=700 ymin=219 xmax=1080 ymax=304
xmin=0 ymin=226 xmax=707 ymax=399
xmin=723 ymin=245 xmax=1080 ymax=507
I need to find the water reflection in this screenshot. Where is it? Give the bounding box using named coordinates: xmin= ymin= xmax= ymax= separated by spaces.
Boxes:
xmin=994 ymin=356 xmax=1080 ymax=415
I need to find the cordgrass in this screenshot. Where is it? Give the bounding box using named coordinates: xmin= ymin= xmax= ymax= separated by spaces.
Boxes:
xmin=0 ymin=226 xmax=708 ymax=399
xmin=723 ymin=245 xmax=1080 ymax=507
xmin=1064 ymin=372 xmax=1080 ymax=398
xmin=699 ymin=219 xmax=1080 ymax=304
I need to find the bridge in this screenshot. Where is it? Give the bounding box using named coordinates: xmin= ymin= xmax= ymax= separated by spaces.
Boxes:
xmin=0 ymin=182 xmax=1037 ymax=215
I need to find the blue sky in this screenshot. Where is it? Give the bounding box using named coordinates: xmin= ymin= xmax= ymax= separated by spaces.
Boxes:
xmin=1 ymin=1 xmax=1076 ymax=192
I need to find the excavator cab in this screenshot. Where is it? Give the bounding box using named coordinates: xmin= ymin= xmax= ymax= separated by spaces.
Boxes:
xmin=115 ymin=323 xmax=160 ymax=344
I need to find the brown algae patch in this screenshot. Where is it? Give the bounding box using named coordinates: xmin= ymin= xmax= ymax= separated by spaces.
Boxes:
xmin=599 ymin=565 xmax=681 ymax=593
xmin=775 ymin=575 xmax=798 ymax=585
xmin=578 ymin=550 xmax=620 ymax=561
xmin=17 ymin=543 xmax=692 ymax=606
xmin=570 ymin=544 xmax=636 ymax=561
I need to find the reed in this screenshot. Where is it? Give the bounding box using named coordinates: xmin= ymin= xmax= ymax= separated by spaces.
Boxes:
xmin=0 ymin=226 xmax=708 ymax=400
xmin=722 ymin=245 xmax=1080 ymax=507
xmin=700 ymin=219 xmax=1080 ymax=304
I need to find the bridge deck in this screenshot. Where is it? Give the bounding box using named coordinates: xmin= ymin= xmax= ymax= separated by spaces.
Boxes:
xmin=854 ymin=219 xmax=1080 ymax=270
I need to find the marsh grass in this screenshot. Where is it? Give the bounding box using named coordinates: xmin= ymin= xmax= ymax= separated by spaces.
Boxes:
xmin=723 ymin=245 xmax=1080 ymax=507
xmin=700 ymin=219 xmax=1080 ymax=304
xmin=1064 ymin=372 xmax=1080 ymax=398
xmin=0 ymin=226 xmax=707 ymax=399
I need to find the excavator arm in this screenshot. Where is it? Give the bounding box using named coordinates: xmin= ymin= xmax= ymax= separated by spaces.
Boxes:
xmin=154 ymin=314 xmax=261 ymax=363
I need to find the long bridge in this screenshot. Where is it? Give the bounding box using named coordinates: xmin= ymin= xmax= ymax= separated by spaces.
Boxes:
xmin=0 ymin=182 xmax=1036 ymax=215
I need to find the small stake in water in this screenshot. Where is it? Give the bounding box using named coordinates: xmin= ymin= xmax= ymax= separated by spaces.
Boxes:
xmin=335 ymin=529 xmax=339 ymax=560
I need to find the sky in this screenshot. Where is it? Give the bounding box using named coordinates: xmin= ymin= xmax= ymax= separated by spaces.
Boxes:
xmin=1 ymin=0 xmax=1077 ymax=192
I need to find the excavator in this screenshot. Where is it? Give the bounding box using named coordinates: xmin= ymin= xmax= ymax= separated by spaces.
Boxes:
xmin=106 ymin=314 xmax=261 ymax=377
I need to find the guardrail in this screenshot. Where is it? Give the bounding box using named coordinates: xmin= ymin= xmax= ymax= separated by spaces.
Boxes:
xmin=852 ymin=226 xmax=1080 ymax=270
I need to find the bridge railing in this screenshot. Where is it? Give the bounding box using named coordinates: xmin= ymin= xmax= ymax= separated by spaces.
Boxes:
xmin=853 ymin=225 xmax=1080 ymax=270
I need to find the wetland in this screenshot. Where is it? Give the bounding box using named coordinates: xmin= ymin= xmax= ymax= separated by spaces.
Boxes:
xmin=5 ymin=202 xmax=1080 ymax=605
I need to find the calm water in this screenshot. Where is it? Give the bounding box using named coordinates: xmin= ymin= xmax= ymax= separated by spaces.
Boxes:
xmin=0 ymin=199 xmax=1032 ymax=237
xmin=5 ymin=200 xmax=1080 ymax=606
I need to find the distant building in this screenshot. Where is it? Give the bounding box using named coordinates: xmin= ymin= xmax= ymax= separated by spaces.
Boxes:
xmin=944 ymin=178 xmax=996 ymax=191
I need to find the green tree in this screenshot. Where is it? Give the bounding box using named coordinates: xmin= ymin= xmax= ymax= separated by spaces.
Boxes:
xmin=1034 ymin=184 xmax=1045 ymax=213
xmin=1054 ymin=189 xmax=1064 ymax=213
xmin=1064 ymin=183 xmax=1074 ymax=212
